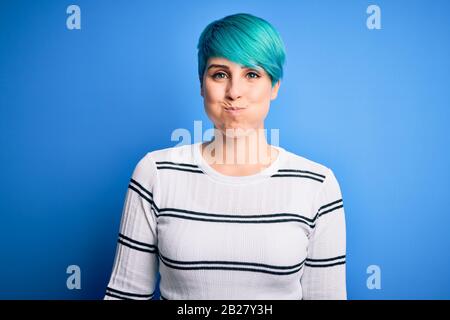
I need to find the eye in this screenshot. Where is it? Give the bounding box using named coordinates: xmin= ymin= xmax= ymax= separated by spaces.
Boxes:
xmin=246 ymin=72 xmax=260 ymax=79
xmin=212 ymin=72 xmax=228 ymax=80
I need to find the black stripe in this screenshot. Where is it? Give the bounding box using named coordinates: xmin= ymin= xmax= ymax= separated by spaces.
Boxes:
xmin=271 ymin=174 xmax=324 ymax=183
xmin=130 ymin=178 xmax=153 ymax=198
xmin=305 ymin=260 xmax=346 ymax=268
xmin=105 ymin=292 xmax=153 ymax=300
xmin=106 ymin=286 xmax=154 ymax=298
xmin=277 ymin=169 xmax=326 ymax=179
xmin=318 ymin=205 xmax=344 ymax=218
xmin=156 ymin=166 xmax=204 ymax=174
xmin=158 ymin=207 xmax=315 ymax=223
xmin=157 ymin=213 xmax=315 ymax=227
xmin=306 ymin=255 xmax=346 ymax=263
xmin=127 ymin=183 xmax=342 ymax=227
xmin=105 ymin=292 xmax=133 ymax=300
xmin=118 ymin=233 xmax=157 ymax=250
xmin=128 ymin=184 xmax=153 ymax=203
xmin=160 ymin=259 xmax=304 ymax=276
xmin=318 ymin=199 xmax=343 ymax=212
xmin=159 ymin=253 xmax=305 ymax=270
xmin=313 ymin=199 xmax=344 ymax=221
xmin=128 ymin=184 xmax=160 ymax=213
xmin=155 ymin=161 xmax=200 ymax=168
xmin=118 ymin=239 xmax=158 ymax=254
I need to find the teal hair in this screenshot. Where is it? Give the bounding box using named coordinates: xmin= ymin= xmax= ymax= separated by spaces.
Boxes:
xmin=197 ymin=13 xmax=286 ymax=87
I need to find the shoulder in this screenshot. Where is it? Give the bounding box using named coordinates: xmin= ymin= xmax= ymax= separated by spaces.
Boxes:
xmin=132 ymin=143 xmax=196 ymax=178
xmin=146 ymin=143 xmax=195 ymax=164
xmin=280 ymin=147 xmax=343 ymax=206
xmin=280 ymin=147 xmax=334 ymax=183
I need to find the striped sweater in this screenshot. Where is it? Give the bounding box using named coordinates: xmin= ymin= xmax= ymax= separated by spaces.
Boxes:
xmin=104 ymin=142 xmax=346 ymax=300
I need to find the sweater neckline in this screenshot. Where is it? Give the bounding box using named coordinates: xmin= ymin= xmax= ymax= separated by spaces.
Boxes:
xmin=193 ymin=141 xmax=284 ymax=185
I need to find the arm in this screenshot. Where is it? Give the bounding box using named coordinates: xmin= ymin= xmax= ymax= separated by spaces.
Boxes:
xmin=301 ymin=168 xmax=347 ymax=300
xmin=104 ymin=154 xmax=159 ymax=300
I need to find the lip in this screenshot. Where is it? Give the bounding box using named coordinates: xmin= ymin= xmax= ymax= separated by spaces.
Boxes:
xmin=224 ymin=107 xmax=246 ymax=113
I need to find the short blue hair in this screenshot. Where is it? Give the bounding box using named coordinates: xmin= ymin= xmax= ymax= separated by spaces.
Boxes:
xmin=197 ymin=13 xmax=286 ymax=87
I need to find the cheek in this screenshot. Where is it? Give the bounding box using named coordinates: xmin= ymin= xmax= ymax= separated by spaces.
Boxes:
xmin=203 ymin=84 xmax=225 ymax=122
xmin=248 ymin=84 xmax=272 ymax=105
xmin=204 ymin=82 xmax=225 ymax=103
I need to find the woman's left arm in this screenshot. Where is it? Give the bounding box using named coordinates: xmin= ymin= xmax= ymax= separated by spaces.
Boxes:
xmin=301 ymin=168 xmax=347 ymax=300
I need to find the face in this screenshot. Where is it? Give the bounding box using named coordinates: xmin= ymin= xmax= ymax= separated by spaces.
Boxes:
xmin=201 ymin=57 xmax=280 ymax=137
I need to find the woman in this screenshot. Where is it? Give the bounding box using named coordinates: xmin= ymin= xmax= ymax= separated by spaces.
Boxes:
xmin=104 ymin=13 xmax=346 ymax=300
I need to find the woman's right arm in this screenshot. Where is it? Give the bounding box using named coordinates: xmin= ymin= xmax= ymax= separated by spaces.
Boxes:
xmin=104 ymin=154 xmax=159 ymax=300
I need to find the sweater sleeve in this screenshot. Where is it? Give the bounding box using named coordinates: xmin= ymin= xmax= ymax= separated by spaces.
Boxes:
xmin=301 ymin=168 xmax=347 ymax=300
xmin=104 ymin=154 xmax=159 ymax=300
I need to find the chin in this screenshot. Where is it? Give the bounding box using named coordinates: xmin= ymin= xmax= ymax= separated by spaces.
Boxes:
xmin=220 ymin=126 xmax=255 ymax=138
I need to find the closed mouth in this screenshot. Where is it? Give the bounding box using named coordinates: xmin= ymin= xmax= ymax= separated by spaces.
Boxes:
xmin=225 ymin=106 xmax=245 ymax=110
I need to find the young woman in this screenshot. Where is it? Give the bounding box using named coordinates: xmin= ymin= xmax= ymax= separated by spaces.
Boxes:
xmin=104 ymin=13 xmax=346 ymax=300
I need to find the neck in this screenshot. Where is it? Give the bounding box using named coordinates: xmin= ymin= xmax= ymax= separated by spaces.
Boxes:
xmin=202 ymin=128 xmax=276 ymax=167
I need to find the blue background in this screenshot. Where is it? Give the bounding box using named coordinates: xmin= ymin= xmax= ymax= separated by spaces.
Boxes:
xmin=1 ymin=0 xmax=449 ymax=299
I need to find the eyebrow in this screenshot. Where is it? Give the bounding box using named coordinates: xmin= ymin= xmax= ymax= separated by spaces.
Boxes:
xmin=207 ymin=64 xmax=257 ymax=71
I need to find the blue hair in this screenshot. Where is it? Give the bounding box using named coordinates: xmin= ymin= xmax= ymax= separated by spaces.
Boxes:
xmin=197 ymin=13 xmax=286 ymax=87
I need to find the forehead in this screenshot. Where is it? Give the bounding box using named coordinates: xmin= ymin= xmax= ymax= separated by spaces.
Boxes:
xmin=207 ymin=57 xmax=237 ymax=67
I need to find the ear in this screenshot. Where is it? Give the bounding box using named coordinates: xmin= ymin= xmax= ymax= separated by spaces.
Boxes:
xmin=270 ymin=80 xmax=281 ymax=100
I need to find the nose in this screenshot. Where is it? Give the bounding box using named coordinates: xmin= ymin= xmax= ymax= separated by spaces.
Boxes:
xmin=226 ymin=77 xmax=245 ymax=100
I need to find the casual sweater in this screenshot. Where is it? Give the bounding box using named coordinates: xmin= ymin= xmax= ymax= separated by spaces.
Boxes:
xmin=104 ymin=142 xmax=346 ymax=300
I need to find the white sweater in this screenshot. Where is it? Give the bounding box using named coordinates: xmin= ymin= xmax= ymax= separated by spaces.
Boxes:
xmin=104 ymin=142 xmax=346 ymax=300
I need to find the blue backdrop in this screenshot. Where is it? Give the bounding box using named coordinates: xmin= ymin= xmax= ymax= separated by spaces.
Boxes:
xmin=1 ymin=0 xmax=449 ymax=299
